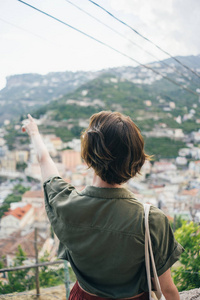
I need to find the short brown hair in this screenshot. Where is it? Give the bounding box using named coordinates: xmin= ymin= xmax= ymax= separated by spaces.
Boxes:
xmin=81 ymin=111 xmax=150 ymax=184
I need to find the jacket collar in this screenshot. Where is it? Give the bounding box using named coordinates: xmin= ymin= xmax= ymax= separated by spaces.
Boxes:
xmin=79 ymin=185 xmax=136 ymax=199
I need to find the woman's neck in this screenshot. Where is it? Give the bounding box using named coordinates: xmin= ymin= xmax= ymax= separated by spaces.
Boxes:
xmin=92 ymin=174 xmax=121 ymax=188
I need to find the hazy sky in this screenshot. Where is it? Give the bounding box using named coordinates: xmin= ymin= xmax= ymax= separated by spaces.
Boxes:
xmin=0 ymin=0 xmax=200 ymax=90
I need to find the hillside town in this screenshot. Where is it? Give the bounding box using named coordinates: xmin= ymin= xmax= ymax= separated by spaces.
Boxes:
xmin=1 ymin=0 xmax=200 ymax=292
xmin=0 ymin=111 xmax=200 ymax=268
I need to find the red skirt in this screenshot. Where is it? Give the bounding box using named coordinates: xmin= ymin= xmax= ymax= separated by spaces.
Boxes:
xmin=69 ymin=281 xmax=149 ymax=300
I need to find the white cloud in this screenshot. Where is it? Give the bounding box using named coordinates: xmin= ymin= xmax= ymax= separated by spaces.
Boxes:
xmin=108 ymin=0 xmax=200 ymax=57
xmin=0 ymin=0 xmax=199 ymax=90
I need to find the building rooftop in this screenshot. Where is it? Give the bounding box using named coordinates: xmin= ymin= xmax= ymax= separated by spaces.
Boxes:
xmin=181 ymin=189 xmax=199 ymax=196
xmin=23 ymin=190 xmax=44 ymax=198
xmin=4 ymin=204 xmax=32 ymax=220
xmin=0 ymin=229 xmax=45 ymax=258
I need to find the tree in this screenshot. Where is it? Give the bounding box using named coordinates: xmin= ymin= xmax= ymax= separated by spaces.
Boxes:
xmin=4 ymin=127 xmax=18 ymax=150
xmin=0 ymin=248 xmax=75 ymax=294
xmin=39 ymin=251 xmax=64 ymax=287
xmin=172 ymin=221 xmax=200 ymax=291
xmin=13 ymin=184 xmax=30 ymax=195
xmin=16 ymin=162 xmax=27 ymax=172
xmin=0 ymin=245 xmax=34 ymax=294
xmin=169 ymin=215 xmax=184 ymax=232
xmin=0 ymin=184 xmax=30 ymax=218
xmin=0 ymin=203 xmax=10 ymax=218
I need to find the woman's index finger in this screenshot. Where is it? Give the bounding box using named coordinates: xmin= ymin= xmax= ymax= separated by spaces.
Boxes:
xmin=28 ymin=114 xmax=34 ymax=122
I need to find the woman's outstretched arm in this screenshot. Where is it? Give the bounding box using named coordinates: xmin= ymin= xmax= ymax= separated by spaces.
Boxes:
xmin=22 ymin=114 xmax=60 ymax=182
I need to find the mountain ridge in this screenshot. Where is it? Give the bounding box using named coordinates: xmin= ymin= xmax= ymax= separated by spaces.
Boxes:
xmin=0 ymin=54 xmax=200 ymax=125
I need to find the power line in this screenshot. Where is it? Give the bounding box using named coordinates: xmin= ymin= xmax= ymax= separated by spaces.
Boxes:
xmin=64 ymin=0 xmax=193 ymax=84
xmin=0 ymin=17 xmax=60 ymax=47
xmin=17 ymin=0 xmax=199 ymax=98
xmin=88 ymin=0 xmax=200 ymax=80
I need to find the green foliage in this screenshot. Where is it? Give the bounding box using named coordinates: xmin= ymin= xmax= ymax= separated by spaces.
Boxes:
xmin=38 ymin=74 xmax=155 ymax=124
xmin=4 ymin=127 xmax=18 ymax=150
xmin=170 ymin=215 xmax=184 ymax=232
xmin=4 ymin=194 xmax=21 ymax=204
xmin=144 ymin=137 xmax=185 ymax=160
xmin=157 ymin=117 xmax=181 ymax=129
xmin=0 ymin=193 xmax=21 ymax=218
xmin=54 ymin=127 xmax=74 ymax=142
xmin=54 ymin=125 xmax=84 ymax=141
xmin=0 ymin=245 xmax=35 ymax=294
xmin=13 ymin=184 xmax=30 ymax=195
xmin=51 ymin=104 xmax=99 ymax=121
xmin=68 ymin=266 xmax=76 ymax=283
xmin=26 ymin=176 xmax=40 ymax=183
xmin=16 ymin=161 xmax=27 ymax=171
xmin=83 ymin=75 xmax=149 ymax=110
xmin=0 ymin=256 xmax=6 ymax=269
xmin=4 ymin=72 xmax=200 ymax=160
xmin=71 ymin=126 xmax=84 ymax=138
xmin=172 ymin=222 xmax=200 ymax=291
xmin=0 ymin=203 xmax=10 ymax=218
xmin=180 ymin=120 xmax=200 ymax=133
xmin=0 ymin=177 xmax=7 ymax=184
xmin=135 ymin=118 xmax=158 ymax=131
xmin=0 ymin=184 xmax=30 ymax=218
xmin=0 ymin=248 xmax=75 ymax=294
xmin=39 ymin=251 xmax=64 ymax=288
xmin=39 ymin=252 xmax=76 ymax=288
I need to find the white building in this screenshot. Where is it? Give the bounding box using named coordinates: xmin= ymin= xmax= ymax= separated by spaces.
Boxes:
xmin=0 ymin=204 xmax=34 ymax=237
xmin=189 ymin=160 xmax=200 ymax=175
xmin=191 ymin=131 xmax=200 ymax=143
xmin=190 ymin=148 xmax=200 ymax=159
xmin=174 ymin=129 xmax=184 ymax=139
xmin=178 ymin=148 xmax=190 ymax=157
xmin=152 ymin=161 xmax=177 ymax=173
xmin=176 ymin=157 xmax=187 ymax=165
xmin=22 ymin=190 xmax=44 ymax=208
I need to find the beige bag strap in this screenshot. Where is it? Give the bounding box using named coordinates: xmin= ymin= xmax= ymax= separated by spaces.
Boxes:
xmin=144 ymin=204 xmax=163 ymax=300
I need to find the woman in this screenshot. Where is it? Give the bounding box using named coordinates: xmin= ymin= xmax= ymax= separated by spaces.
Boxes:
xmin=22 ymin=111 xmax=183 ymax=300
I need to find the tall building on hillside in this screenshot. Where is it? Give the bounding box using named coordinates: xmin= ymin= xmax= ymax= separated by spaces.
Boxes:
xmin=0 ymin=152 xmax=16 ymax=173
xmin=62 ymin=150 xmax=82 ymax=170
xmin=50 ymin=136 xmax=63 ymax=150
xmin=15 ymin=150 xmax=29 ymax=163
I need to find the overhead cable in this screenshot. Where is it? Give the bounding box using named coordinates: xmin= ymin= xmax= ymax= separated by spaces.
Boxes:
xmin=88 ymin=0 xmax=200 ymax=80
xmin=64 ymin=0 xmax=193 ymax=83
xmin=0 ymin=17 xmax=59 ymax=46
xmin=17 ymin=0 xmax=199 ymax=97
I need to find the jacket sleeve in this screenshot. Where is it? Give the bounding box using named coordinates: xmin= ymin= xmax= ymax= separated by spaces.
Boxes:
xmin=43 ymin=176 xmax=75 ymax=260
xmin=43 ymin=176 xmax=75 ymax=217
xmin=149 ymin=206 xmax=184 ymax=276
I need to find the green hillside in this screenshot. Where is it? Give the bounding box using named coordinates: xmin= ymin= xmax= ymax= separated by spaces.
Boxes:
xmin=35 ymin=73 xmax=155 ymax=122
xmin=34 ymin=72 xmax=200 ymax=131
xmin=4 ymin=60 xmax=200 ymax=160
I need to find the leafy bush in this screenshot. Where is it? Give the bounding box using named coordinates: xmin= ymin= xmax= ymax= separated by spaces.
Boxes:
xmin=0 ymin=248 xmax=75 ymax=294
xmin=0 ymin=246 xmax=35 ymax=293
xmin=144 ymin=137 xmax=185 ymax=159
xmin=0 ymin=184 xmax=30 ymax=218
xmin=172 ymin=221 xmax=200 ymax=291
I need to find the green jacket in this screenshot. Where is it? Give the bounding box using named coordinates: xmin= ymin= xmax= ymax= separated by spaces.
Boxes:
xmin=43 ymin=176 xmax=184 ymax=298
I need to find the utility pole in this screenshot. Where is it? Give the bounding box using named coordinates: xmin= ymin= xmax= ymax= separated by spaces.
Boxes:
xmin=64 ymin=261 xmax=70 ymax=299
xmin=173 ymin=214 xmax=176 ymax=232
xmin=34 ymin=227 xmax=40 ymax=299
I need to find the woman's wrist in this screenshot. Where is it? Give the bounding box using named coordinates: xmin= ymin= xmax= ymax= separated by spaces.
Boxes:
xmin=30 ymin=131 xmax=40 ymax=138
